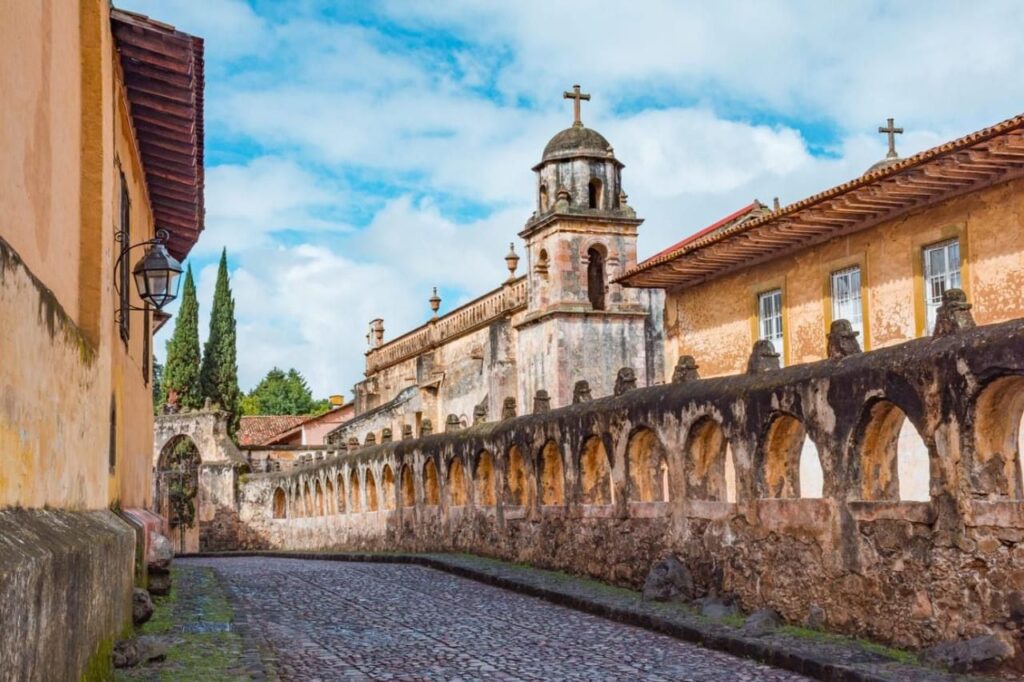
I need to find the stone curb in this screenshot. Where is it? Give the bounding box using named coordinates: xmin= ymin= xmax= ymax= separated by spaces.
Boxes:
xmin=181 ymin=551 xmax=945 ymax=682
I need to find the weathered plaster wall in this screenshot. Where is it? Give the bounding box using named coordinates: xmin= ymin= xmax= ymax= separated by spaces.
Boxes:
xmin=666 ymin=176 xmax=1024 ymax=378
xmin=0 ymin=0 xmax=85 ymax=321
xmin=0 ymin=0 xmax=157 ymax=511
xmin=232 ymin=318 xmax=1024 ymax=663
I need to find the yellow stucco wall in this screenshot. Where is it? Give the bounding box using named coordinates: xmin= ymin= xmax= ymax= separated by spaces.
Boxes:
xmin=0 ymin=0 xmax=158 ymax=510
xmin=666 ymin=176 xmax=1024 ymax=377
xmin=0 ymin=0 xmax=84 ymax=322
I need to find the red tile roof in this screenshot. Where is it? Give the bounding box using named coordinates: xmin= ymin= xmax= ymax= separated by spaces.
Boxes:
xmin=644 ymin=201 xmax=767 ymax=262
xmin=111 ymin=10 xmax=205 ymax=261
xmin=238 ymin=416 xmax=309 ymax=447
xmin=619 ymin=111 xmax=1024 ymax=290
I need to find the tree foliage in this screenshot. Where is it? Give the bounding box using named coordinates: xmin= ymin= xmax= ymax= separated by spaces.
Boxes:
xmin=241 ymin=368 xmax=329 ymax=416
xmin=152 ymin=358 xmax=165 ymax=415
xmin=199 ymin=249 xmax=241 ymax=434
xmin=162 ymin=266 xmax=203 ymax=410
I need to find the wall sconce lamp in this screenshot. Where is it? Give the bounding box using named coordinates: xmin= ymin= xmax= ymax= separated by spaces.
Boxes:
xmin=114 ymin=228 xmax=183 ymax=321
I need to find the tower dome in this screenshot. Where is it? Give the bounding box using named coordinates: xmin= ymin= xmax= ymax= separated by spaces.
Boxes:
xmin=541 ymin=125 xmax=614 ymax=163
xmin=531 ymin=85 xmax=626 ymax=218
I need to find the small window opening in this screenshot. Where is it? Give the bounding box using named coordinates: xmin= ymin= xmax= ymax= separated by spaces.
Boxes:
xmin=588 ymin=178 xmax=602 ymax=209
xmin=108 ymin=395 xmax=117 ymax=473
xmin=539 ymin=184 xmax=549 ymax=212
xmin=587 ymin=247 xmax=606 ymax=310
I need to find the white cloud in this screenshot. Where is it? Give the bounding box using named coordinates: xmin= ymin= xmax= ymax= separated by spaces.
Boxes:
xmin=138 ymin=0 xmax=1024 ymax=399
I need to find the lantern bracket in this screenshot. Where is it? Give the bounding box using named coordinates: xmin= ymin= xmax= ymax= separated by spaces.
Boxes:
xmin=113 ymin=228 xmax=179 ymax=324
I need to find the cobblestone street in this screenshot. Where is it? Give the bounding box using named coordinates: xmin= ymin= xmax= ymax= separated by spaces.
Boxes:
xmin=183 ymin=557 xmax=810 ymax=681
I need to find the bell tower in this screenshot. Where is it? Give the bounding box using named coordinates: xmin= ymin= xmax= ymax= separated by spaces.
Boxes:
xmin=516 ymin=86 xmax=664 ymax=409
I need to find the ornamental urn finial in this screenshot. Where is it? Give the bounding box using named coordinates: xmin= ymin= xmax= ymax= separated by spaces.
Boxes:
xmin=429 ymin=287 xmax=441 ymax=318
xmin=505 ymin=242 xmax=520 ymax=281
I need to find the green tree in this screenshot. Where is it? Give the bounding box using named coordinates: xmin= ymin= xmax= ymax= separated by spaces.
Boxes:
xmin=241 ymin=368 xmax=329 ymax=416
xmin=162 ymin=265 xmax=203 ymax=410
xmin=152 ymin=358 xmax=165 ymax=415
xmin=200 ymin=249 xmax=240 ymax=435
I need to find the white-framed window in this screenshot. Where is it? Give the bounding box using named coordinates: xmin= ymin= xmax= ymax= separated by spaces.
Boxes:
xmin=923 ymin=239 xmax=961 ymax=334
xmin=758 ymin=288 xmax=784 ymax=365
xmin=831 ymin=266 xmax=863 ymax=341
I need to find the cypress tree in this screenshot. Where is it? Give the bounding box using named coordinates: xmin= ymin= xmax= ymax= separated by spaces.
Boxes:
xmin=200 ymin=249 xmax=240 ymax=435
xmin=162 ymin=265 xmax=203 ymax=410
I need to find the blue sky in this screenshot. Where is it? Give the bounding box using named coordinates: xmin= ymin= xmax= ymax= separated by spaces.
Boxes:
xmin=132 ymin=0 xmax=1024 ymax=398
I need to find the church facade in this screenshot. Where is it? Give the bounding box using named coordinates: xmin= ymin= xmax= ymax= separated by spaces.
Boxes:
xmin=328 ymin=88 xmax=663 ymax=447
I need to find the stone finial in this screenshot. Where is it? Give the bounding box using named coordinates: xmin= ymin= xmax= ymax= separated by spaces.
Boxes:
xmin=505 ymin=243 xmax=519 ymax=282
xmin=747 ymin=339 xmax=781 ymax=374
xmin=614 ymin=367 xmax=637 ymax=396
xmin=401 ymin=424 xmax=413 ymax=440
xmin=572 ymin=380 xmax=592 ymax=404
xmin=473 ymin=401 xmax=488 ymax=425
xmin=671 ymin=356 xmax=700 ymax=384
xmin=555 ymin=187 xmax=571 ymax=211
xmin=369 ymin=318 xmax=385 ymax=348
xmin=421 ymin=419 xmax=433 ymax=436
xmin=347 ymin=437 xmax=360 ymax=450
xmin=933 ymin=288 xmax=975 ymax=336
xmin=501 ymin=397 xmax=517 ymax=420
xmin=445 ymin=414 xmax=462 ymax=432
xmin=429 ymin=287 xmax=441 ymax=318
xmin=533 ymin=389 xmax=551 ymax=414
xmin=381 ymin=427 xmax=392 ymax=443
xmin=365 ymin=433 xmax=377 ymax=446
xmin=827 ymin=319 xmax=862 ymax=359
xmin=315 ymin=452 xmax=324 ymax=462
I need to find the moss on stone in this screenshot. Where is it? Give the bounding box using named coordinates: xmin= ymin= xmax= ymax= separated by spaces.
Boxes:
xmin=80 ymin=635 xmax=115 ymax=682
xmin=117 ymin=566 xmax=250 ymax=681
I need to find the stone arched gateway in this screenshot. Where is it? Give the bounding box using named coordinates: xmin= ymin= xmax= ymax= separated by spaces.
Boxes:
xmin=153 ymin=408 xmax=251 ymax=553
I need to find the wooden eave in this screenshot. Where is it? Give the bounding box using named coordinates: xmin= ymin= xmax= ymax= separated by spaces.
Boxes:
xmin=111 ymin=9 xmax=205 ymax=261
xmin=618 ymin=113 xmax=1024 ymax=290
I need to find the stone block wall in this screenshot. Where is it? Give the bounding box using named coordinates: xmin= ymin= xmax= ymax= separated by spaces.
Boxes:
xmin=0 ymin=509 xmax=135 ymax=681
xmin=229 ymin=317 xmax=1024 ymax=665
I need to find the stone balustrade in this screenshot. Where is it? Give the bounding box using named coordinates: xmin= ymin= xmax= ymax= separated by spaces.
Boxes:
xmin=232 ymin=314 xmax=1024 ymax=657
xmin=365 ymin=277 xmax=527 ymax=374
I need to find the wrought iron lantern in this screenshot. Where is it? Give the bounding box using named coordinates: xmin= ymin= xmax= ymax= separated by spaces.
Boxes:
xmin=115 ymin=228 xmax=183 ymax=314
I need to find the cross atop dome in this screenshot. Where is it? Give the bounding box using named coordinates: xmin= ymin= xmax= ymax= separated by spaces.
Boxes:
xmin=878 ymin=117 xmax=903 ymax=160
xmin=563 ymin=84 xmax=590 ymax=127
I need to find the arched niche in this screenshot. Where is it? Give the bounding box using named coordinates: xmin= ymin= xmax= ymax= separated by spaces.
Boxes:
xmin=381 ymin=465 xmax=396 ymax=511
xmin=272 ymin=487 xmax=286 ymax=519
xmin=364 ymin=469 xmax=379 ymax=512
xmin=314 ymin=479 xmax=325 ymax=516
xmin=349 ymin=469 xmax=361 ymax=513
xmin=448 ymin=457 xmax=469 ymax=507
xmin=539 ymin=440 xmax=565 ymax=506
xmin=579 ymin=435 xmax=612 ymax=504
xmin=759 ymin=414 xmax=809 ymax=499
xmin=506 ymin=445 xmax=530 ymax=507
xmin=628 ymin=427 xmax=669 ymax=502
xmin=972 ymin=376 xmax=1024 ymax=499
xmin=400 ymin=463 xmax=415 ymax=508
xmin=684 ymin=417 xmax=727 ymax=501
xmin=423 ymin=459 xmax=440 ymax=506
xmin=475 ymin=451 xmax=497 ymax=506
xmin=856 ymin=400 xmax=930 ymax=501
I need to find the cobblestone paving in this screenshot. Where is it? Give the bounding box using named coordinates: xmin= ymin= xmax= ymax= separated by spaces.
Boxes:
xmin=183 ymin=557 xmax=811 ymax=682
